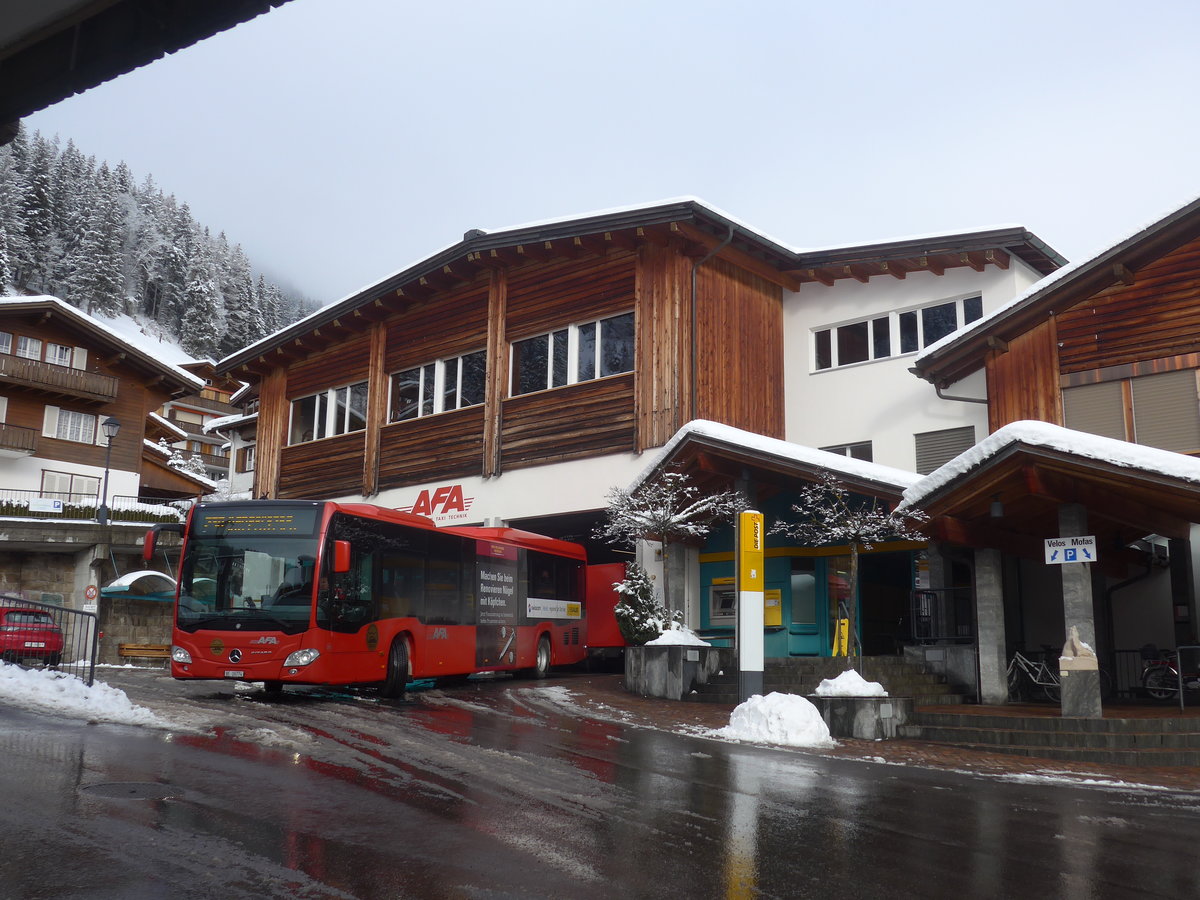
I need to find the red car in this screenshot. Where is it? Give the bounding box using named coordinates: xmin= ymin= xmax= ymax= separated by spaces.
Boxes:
xmin=0 ymin=606 xmax=64 ymax=667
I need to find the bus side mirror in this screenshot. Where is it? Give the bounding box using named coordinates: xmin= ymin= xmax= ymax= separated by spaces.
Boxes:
xmin=144 ymin=523 xmax=185 ymax=561
xmin=333 ymin=540 xmax=352 ymax=574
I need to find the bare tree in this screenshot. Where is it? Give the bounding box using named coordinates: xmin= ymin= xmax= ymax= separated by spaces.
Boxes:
xmin=595 ymin=471 xmax=744 ymax=614
xmin=771 ymin=472 xmax=927 ymax=669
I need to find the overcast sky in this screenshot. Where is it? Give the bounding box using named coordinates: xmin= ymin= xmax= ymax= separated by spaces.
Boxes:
xmin=24 ymin=0 xmax=1200 ymax=304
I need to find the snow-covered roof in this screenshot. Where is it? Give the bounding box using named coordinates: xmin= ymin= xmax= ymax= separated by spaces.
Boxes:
xmin=916 ymin=191 xmax=1200 ymax=374
xmin=143 ymin=438 xmax=170 ymax=458
xmin=147 ymin=411 xmax=187 ymax=440
xmin=634 ymin=419 xmax=921 ymax=494
xmin=0 ymin=297 xmax=203 ymax=390
xmin=901 ymin=420 xmax=1200 ymax=509
xmin=203 ymin=411 xmax=257 ymax=434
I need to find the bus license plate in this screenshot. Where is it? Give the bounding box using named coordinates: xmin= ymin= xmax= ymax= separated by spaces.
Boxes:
xmin=224 ymin=670 xmax=245 ymax=678
xmin=25 ymin=641 xmax=45 ymax=648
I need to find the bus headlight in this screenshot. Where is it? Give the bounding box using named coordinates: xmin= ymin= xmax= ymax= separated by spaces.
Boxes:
xmin=284 ymin=648 xmax=320 ymax=667
xmin=171 ymin=646 xmax=192 ymax=664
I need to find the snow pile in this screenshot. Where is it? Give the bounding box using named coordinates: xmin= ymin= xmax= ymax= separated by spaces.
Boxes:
xmin=813 ymin=669 xmax=888 ymax=697
xmin=714 ymin=692 xmax=836 ymax=748
xmin=645 ymin=625 xmax=711 ymax=647
xmin=0 ymin=662 xmax=171 ymax=729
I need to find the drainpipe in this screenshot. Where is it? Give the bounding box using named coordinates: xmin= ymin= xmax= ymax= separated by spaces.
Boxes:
xmin=691 ymin=225 xmax=735 ymax=420
xmin=934 ymin=383 xmax=988 ymax=405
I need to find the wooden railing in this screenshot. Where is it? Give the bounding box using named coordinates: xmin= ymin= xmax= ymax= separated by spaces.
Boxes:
xmin=0 ymin=354 xmax=119 ymax=401
xmin=0 ymin=422 xmax=38 ymax=453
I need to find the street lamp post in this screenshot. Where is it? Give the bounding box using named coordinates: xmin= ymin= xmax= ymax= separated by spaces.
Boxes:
xmin=98 ymin=417 xmax=121 ymax=525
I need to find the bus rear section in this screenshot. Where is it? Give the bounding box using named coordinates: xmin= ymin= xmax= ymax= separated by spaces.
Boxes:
xmin=152 ymin=501 xmax=588 ymax=695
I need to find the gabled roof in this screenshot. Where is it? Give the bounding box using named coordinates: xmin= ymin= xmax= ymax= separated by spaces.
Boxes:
xmin=0 ymin=297 xmax=203 ymax=394
xmin=899 ymin=420 xmax=1200 ymax=574
xmin=217 ymin=198 xmax=1063 ymax=378
xmin=634 ymin=419 xmax=920 ymax=501
xmin=913 ymin=193 xmax=1200 ymax=387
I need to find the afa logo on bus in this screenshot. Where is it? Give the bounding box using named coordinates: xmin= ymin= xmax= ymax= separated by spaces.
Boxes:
xmin=401 ymin=484 xmax=475 ymax=521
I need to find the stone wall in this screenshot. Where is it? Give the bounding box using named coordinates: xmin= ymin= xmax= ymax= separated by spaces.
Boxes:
xmin=0 ymin=551 xmax=76 ymax=605
xmin=97 ymin=595 xmax=174 ymax=665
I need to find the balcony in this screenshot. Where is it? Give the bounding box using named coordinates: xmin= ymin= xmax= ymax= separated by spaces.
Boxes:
xmin=0 ymin=489 xmax=189 ymax=524
xmin=0 ymin=422 xmax=38 ymax=458
xmin=0 ymin=354 xmax=119 ymax=403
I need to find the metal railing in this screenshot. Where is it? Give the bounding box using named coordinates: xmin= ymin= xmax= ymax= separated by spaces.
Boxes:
xmin=0 ymin=489 xmax=189 ymax=523
xmin=0 ymin=594 xmax=98 ymax=687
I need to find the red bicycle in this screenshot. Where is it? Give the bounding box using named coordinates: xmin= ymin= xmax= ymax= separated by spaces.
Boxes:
xmin=1140 ymin=648 xmax=1200 ymax=701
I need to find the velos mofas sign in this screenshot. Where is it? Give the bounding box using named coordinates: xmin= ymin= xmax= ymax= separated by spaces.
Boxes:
xmin=1044 ymin=535 xmax=1098 ymax=565
xmin=397 ymin=484 xmax=475 ymax=525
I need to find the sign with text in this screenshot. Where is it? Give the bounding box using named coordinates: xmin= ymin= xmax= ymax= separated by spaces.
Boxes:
xmin=1044 ymin=535 xmax=1098 ymax=565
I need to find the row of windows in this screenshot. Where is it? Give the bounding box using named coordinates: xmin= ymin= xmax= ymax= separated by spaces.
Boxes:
xmin=813 ymin=296 xmax=983 ymax=371
xmin=288 ymin=313 xmax=635 ymax=443
xmin=0 ymin=331 xmax=83 ymax=368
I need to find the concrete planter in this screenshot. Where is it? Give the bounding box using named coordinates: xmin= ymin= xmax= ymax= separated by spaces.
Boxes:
xmin=624 ymin=644 xmax=724 ymax=701
xmin=808 ymin=695 xmax=915 ymax=740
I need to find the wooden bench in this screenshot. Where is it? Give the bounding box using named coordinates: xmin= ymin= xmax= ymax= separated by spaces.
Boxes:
xmin=118 ymin=643 xmax=171 ymax=660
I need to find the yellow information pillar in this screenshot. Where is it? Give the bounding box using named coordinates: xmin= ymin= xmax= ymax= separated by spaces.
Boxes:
xmin=737 ymin=509 xmax=765 ymax=703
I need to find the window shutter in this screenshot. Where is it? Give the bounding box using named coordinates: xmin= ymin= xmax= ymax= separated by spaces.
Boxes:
xmin=1062 ymin=381 xmax=1126 ymax=441
xmin=1132 ymin=369 xmax=1200 ymax=453
xmin=73 ymin=347 xmax=87 ymax=369
xmin=42 ymin=406 xmax=60 ymax=437
xmin=914 ymin=426 xmax=975 ymax=475
xmin=0 ymin=396 xmax=7 ymax=422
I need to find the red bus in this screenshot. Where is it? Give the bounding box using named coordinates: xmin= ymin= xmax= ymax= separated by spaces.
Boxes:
xmin=144 ymin=500 xmax=587 ymax=697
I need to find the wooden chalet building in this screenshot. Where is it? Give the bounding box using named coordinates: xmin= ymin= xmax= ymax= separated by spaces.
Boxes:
xmin=0 ymin=297 xmax=210 ymax=622
xmin=912 ymin=194 xmax=1200 ymax=708
xmin=219 ymin=200 xmax=1058 ymax=549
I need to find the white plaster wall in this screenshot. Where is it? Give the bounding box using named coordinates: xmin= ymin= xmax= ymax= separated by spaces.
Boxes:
xmin=356 ymin=451 xmax=649 ymax=526
xmin=0 ymin=455 xmax=139 ymax=499
xmin=782 ymin=260 xmax=1044 ymax=471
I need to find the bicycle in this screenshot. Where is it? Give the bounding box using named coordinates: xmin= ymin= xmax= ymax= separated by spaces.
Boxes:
xmin=1140 ymin=648 xmax=1200 ymax=702
xmin=1007 ymin=649 xmax=1061 ymax=702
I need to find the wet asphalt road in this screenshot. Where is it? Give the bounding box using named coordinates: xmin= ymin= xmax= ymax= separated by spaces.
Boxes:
xmin=2 ymin=668 xmax=1199 ymax=899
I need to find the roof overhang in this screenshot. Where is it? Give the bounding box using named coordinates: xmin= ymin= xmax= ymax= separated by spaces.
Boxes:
xmin=901 ymin=421 xmax=1200 ymax=575
xmin=0 ymin=0 xmax=293 ymax=142
xmin=914 ymin=194 xmax=1200 ymax=387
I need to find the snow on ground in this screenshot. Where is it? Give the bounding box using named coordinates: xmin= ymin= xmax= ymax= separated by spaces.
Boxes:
xmin=713 ymin=692 xmax=836 ymax=749
xmin=0 ymin=661 xmax=172 ymax=728
xmin=813 ymin=669 xmax=888 ymax=697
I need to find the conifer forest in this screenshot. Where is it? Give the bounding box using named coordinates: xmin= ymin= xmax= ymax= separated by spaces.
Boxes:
xmin=0 ymin=126 xmax=310 ymax=359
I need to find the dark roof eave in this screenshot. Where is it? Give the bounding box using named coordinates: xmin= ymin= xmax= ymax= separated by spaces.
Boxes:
xmin=217 ymin=199 xmax=797 ymax=374
xmin=796 ymin=226 xmax=1065 ymax=275
xmin=916 ymin=195 xmax=1200 ymax=386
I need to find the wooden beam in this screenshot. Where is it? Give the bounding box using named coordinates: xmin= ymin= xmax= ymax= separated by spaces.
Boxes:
xmin=985 ymin=248 xmax=1011 ymax=270
xmin=881 ymin=260 xmax=907 ymax=280
xmin=844 ymin=264 xmax=870 ymax=284
xmin=672 ymin=221 xmax=802 ymax=290
xmin=1112 ymin=263 xmax=1136 ymax=285
xmin=960 ymin=251 xmax=986 ymax=272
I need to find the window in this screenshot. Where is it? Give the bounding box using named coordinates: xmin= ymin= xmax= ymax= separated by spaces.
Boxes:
xmin=41 ymin=470 xmax=99 ymax=503
xmin=16 ymin=336 xmax=41 ymax=360
xmin=820 ymin=441 xmax=873 ymax=462
xmin=390 ymin=350 xmax=485 ymax=422
xmin=814 ymin=296 xmax=982 ymax=371
xmin=0 ymin=332 xmax=10 ymax=354
xmin=45 ymin=343 xmax=73 ymax=367
xmin=511 ymin=312 xmax=634 ymax=396
xmin=289 ymin=381 xmax=368 ymax=443
xmin=237 ymin=444 xmax=256 ymax=474
xmin=56 ymin=409 xmax=97 ymax=444
xmin=914 ymin=426 xmax=975 ymax=475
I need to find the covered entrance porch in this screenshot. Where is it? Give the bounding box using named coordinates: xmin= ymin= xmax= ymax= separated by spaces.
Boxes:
xmin=905 ymin=421 xmax=1200 ymax=717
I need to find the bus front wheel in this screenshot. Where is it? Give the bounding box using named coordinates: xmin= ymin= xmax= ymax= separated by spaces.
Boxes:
xmin=381 ymin=637 xmax=409 ymax=699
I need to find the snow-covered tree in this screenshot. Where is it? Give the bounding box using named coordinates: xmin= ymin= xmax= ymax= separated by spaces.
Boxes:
xmin=770 ymin=472 xmax=927 ymax=668
xmin=612 ymin=562 xmax=681 ymax=645
xmin=595 ymin=470 xmax=744 ymax=613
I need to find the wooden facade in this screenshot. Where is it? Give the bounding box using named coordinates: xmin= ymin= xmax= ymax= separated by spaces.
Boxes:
xmin=231 ymin=210 xmax=796 ymax=502
xmin=0 ymin=300 xmax=205 ymax=498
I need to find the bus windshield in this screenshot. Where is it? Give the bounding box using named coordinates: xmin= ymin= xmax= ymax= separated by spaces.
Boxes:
xmin=177 ymin=534 xmax=318 ymax=634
